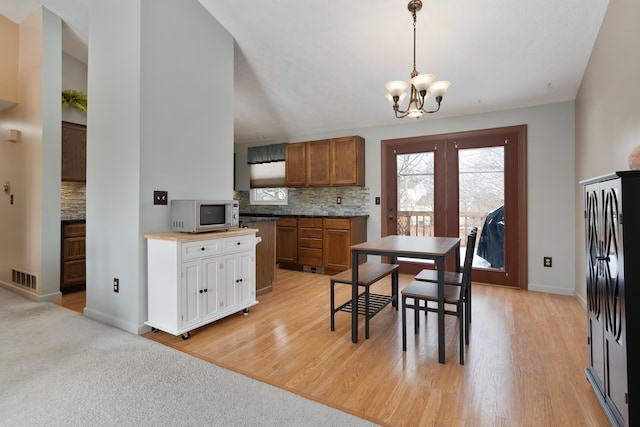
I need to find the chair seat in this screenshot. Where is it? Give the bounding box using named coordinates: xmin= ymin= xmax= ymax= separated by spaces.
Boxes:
xmin=415 ymin=269 xmax=462 ymax=286
xmin=402 ymin=280 xmax=462 ymax=304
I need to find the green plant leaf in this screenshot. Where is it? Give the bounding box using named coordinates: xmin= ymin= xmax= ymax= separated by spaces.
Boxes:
xmin=61 ymin=90 xmax=88 ymax=112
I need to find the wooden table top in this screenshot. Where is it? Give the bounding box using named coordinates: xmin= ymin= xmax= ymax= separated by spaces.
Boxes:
xmin=351 ymin=235 xmax=460 ymax=257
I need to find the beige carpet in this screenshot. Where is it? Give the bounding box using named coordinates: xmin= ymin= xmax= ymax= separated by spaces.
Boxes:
xmin=0 ymin=287 xmax=376 ymax=426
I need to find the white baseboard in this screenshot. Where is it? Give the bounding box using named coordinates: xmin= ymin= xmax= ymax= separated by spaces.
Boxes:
xmin=84 ymin=307 xmax=140 ymax=335
xmin=527 ymin=283 xmax=575 ymax=296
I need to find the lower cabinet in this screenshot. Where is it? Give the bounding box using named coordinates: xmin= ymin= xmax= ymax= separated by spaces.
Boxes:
xmin=276 ymin=216 xmax=367 ymax=275
xmin=61 ymin=220 xmax=86 ymax=293
xmin=145 ymin=230 xmax=258 ymax=338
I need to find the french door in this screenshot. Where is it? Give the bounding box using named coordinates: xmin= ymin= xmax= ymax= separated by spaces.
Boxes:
xmin=381 ymin=125 xmax=527 ymax=288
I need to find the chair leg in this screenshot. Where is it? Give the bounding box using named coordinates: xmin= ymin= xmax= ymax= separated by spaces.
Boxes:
xmin=459 ymin=302 xmax=464 ymax=365
xmin=414 ymin=298 xmax=420 ymax=333
xmin=402 ymin=295 xmax=407 ymax=351
xmin=330 ymin=281 xmax=335 ymax=331
xmin=392 ymin=271 xmax=399 ymax=310
xmin=467 ymin=285 xmax=472 ymax=323
xmin=464 ymin=297 xmax=470 ymax=345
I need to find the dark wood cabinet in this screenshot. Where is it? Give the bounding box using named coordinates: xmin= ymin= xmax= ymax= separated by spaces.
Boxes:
xmin=61 ymin=121 xmax=87 ymax=182
xmin=582 ymin=171 xmax=640 ymax=427
xmin=277 ymin=216 xmax=367 ymax=275
xmin=241 ymin=219 xmax=276 ymax=295
xmin=276 ymin=217 xmax=298 ymax=264
xmin=306 ymin=140 xmax=331 ymax=186
xmin=284 ymin=143 xmax=306 ymax=187
xmin=298 ymin=218 xmax=323 ymax=267
xmin=331 ymin=136 xmax=365 ymax=186
xmin=284 ymin=136 xmax=365 ymax=187
xmin=61 ymin=220 xmax=86 ymax=292
xmin=323 ymin=217 xmax=367 ymax=275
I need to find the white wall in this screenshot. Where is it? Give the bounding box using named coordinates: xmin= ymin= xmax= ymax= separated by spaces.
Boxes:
xmin=85 ymin=0 xmax=234 ymax=334
xmin=61 ymin=52 xmax=87 ymax=125
xmin=236 ymin=101 xmax=576 ymax=295
xmin=0 ymin=7 xmax=62 ymax=301
xmin=575 ymin=0 xmax=640 ymax=306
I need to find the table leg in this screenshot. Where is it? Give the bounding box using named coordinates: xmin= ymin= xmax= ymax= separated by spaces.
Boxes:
xmin=351 ymin=249 xmax=359 ymax=343
xmin=437 ymin=256 xmax=445 ymax=363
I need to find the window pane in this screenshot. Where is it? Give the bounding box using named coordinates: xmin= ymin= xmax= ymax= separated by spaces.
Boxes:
xmin=459 ymin=146 xmax=504 ymax=270
xmin=397 ymin=152 xmax=434 ymax=236
xmin=250 ymin=188 xmax=288 ymax=205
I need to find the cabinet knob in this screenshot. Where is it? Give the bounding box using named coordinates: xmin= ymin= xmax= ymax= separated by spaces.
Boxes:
xmin=237 ymin=241 xmax=241 ymax=245
xmin=199 ymin=289 xmax=203 ymax=294
xmin=239 ymin=278 xmax=243 ymax=282
xmin=204 ymin=288 xmax=208 ymax=293
xmin=201 ymin=247 xmax=205 ymax=251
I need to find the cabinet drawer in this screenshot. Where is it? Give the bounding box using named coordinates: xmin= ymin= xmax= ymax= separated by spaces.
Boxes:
xmin=277 ymin=217 xmax=297 ymax=227
xmin=298 ymin=248 xmax=323 ymax=266
xmin=298 ymin=218 xmax=322 ymax=228
xmin=182 ymin=239 xmax=222 ymax=260
xmin=63 ymin=259 xmax=86 ymax=285
xmin=222 ymin=234 xmax=253 ymax=254
xmin=63 ymin=222 xmax=86 ymax=237
xmin=299 ymin=237 xmax=322 ymax=249
xmin=323 ymin=218 xmax=351 ymax=230
xmin=298 ymin=228 xmax=323 ymax=239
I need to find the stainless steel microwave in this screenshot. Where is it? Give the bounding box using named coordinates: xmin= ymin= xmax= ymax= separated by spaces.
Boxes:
xmin=170 ymin=200 xmax=239 ymax=233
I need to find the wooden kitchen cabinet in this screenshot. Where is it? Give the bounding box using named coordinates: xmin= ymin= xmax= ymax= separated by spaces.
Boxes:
xmin=285 ymin=143 xmax=306 ymax=187
xmin=323 ymin=217 xmax=367 ymax=275
xmin=276 ymin=217 xmax=298 ymax=265
xmin=61 ymin=121 xmax=87 ymax=182
xmin=61 ymin=221 xmax=86 ymax=293
xmin=298 ymin=218 xmax=323 ymax=267
xmin=331 ymin=136 xmax=365 ymax=186
xmin=241 ymin=219 xmax=277 ymax=295
xmin=306 ymin=140 xmax=331 ymax=186
xmin=284 ymin=136 xmax=365 ymax=187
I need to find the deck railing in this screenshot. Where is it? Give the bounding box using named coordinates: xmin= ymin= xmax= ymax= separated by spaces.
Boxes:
xmin=397 ymin=210 xmax=486 ymax=242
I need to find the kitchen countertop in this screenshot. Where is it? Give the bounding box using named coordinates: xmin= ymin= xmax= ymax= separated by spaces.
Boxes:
xmin=144 ymin=228 xmax=258 ymax=242
xmin=240 ymin=213 xmax=369 ymax=219
xmin=239 ymin=216 xmax=280 ymax=222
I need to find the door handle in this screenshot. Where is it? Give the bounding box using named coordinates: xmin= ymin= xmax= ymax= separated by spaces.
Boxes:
xmin=388 ymin=215 xmax=394 ymax=221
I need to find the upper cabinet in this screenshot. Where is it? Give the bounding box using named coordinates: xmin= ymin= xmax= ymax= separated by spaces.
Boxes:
xmin=285 ymin=136 xmax=365 ymax=187
xmin=61 ymin=121 xmax=87 ymax=182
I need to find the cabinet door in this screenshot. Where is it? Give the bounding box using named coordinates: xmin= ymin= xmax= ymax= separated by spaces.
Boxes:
xmin=221 ymin=254 xmax=239 ymax=311
xmin=323 ymin=228 xmax=351 ymax=272
xmin=181 ymin=260 xmax=202 ymax=329
xmin=201 ymin=257 xmax=222 ymax=319
xmin=235 ymin=252 xmax=254 ymax=306
xmin=276 ymin=223 xmax=298 ymax=263
xmin=331 ymin=136 xmax=365 ymax=186
xmin=61 ymin=121 xmax=87 ymax=182
xmin=306 ymin=140 xmax=331 ymax=186
xmin=285 ymin=143 xmax=306 ymax=187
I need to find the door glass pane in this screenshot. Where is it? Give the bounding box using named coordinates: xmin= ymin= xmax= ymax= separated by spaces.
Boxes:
xmin=459 ymin=146 xmax=504 ymax=270
xmin=397 ymin=152 xmax=434 ymax=236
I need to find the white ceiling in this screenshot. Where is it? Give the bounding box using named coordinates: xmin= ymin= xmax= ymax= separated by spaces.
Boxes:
xmin=0 ymin=0 xmax=609 ymax=144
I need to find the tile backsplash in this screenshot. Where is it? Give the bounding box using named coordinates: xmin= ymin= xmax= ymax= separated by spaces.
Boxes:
xmin=235 ymin=187 xmax=370 ymax=216
xmin=61 ymin=181 xmax=86 ymax=220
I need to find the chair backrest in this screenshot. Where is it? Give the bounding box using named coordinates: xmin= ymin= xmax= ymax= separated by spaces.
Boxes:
xmin=461 ymin=227 xmax=478 ymax=293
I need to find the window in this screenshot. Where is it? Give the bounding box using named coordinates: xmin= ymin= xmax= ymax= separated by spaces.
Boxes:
xmin=250 ymin=188 xmax=288 ymax=205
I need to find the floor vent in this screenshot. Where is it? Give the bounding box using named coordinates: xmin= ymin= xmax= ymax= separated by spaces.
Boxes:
xmin=11 ymin=269 xmax=37 ymax=290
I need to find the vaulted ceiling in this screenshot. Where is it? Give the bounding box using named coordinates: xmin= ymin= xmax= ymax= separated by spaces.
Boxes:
xmin=0 ymin=0 xmax=609 ymax=144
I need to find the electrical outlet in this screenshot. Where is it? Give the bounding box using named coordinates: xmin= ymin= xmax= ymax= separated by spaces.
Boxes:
xmin=543 ymin=257 xmax=552 ymax=268
xmin=375 ymin=197 xmax=381 ymax=205
xmin=154 ymin=191 xmax=168 ymax=205
xmin=336 ymin=196 xmax=342 ymax=204
xmin=113 ymin=278 xmax=119 ymax=293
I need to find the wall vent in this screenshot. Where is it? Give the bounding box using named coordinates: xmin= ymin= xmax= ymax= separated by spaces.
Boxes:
xmin=11 ymin=269 xmax=37 ymax=290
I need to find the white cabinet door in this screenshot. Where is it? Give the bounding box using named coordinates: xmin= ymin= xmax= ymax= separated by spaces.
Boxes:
xmin=236 ymin=251 xmax=254 ymax=307
xmin=181 ymin=260 xmax=201 ymax=329
xmin=202 ymin=256 xmax=222 ymax=319
xmin=221 ymin=254 xmax=239 ymax=311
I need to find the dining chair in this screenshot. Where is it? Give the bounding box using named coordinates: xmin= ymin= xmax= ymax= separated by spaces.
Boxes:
xmin=414 ymin=227 xmax=478 ymax=324
xmin=401 ymin=228 xmax=477 ymax=364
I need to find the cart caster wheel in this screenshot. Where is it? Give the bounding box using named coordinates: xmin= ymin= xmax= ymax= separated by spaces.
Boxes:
xmin=151 ymin=327 xmax=159 ymax=333
xmin=243 ymin=308 xmax=249 ymax=315
xmin=181 ymin=332 xmax=190 ymax=340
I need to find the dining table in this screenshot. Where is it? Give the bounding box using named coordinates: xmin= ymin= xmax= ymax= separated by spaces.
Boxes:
xmin=350 ymin=235 xmax=461 ymax=363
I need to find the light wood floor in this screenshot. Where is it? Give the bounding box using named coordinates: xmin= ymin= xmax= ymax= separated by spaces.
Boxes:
xmin=58 ymin=269 xmax=609 ymax=426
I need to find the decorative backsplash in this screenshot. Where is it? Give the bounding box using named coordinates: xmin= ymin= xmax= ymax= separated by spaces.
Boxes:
xmin=235 ymin=187 xmax=370 ymax=216
xmin=61 ymin=182 xmax=86 ymax=220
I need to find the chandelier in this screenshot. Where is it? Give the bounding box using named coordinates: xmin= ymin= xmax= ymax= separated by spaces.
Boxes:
xmin=385 ymin=0 xmax=451 ymax=119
